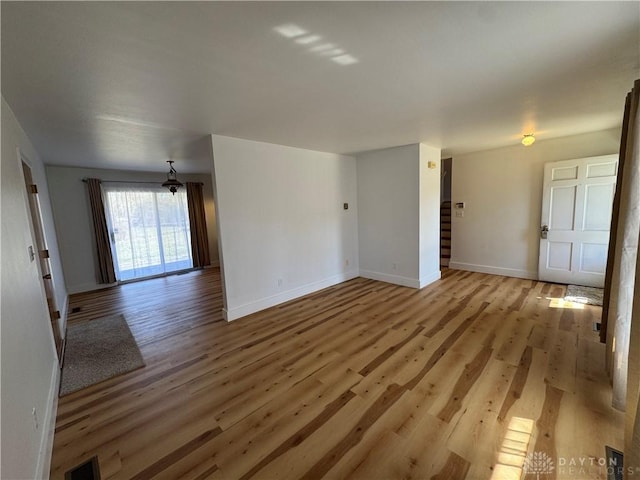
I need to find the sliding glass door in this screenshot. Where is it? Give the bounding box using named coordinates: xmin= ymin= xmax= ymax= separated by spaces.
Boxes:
xmin=103 ymin=185 xmax=193 ymax=281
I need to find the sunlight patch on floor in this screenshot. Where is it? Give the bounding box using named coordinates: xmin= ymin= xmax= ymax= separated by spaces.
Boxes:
xmin=547 ymin=297 xmax=586 ymax=309
xmin=490 ymin=416 xmax=535 ymax=480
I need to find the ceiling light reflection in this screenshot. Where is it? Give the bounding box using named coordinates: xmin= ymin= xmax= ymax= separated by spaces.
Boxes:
xmin=273 ymin=24 xmax=358 ymax=67
xmin=274 ymin=23 xmax=307 ymax=38
xmin=331 ymin=54 xmax=359 ymax=65
xmin=296 ymin=35 xmax=321 ymax=45
xmin=309 ymin=43 xmax=335 ymax=53
xmin=321 ymin=48 xmax=344 ymax=57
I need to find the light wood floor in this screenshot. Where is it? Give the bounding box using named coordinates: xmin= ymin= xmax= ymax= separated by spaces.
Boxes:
xmin=50 ymin=268 xmax=623 ymax=479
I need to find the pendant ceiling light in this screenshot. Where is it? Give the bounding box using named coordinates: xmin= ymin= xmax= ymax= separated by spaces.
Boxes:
xmin=162 ymin=160 xmax=183 ymax=195
xmin=522 ymin=134 xmax=536 ymax=147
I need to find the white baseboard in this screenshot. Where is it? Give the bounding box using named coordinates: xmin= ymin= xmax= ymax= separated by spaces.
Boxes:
xmin=449 ymin=261 xmax=537 ymax=280
xmin=67 ymin=282 xmax=114 ymax=294
xmin=419 ymin=270 xmax=442 ymax=288
xmin=58 ymin=294 xmax=69 ymax=340
xmin=35 ymin=363 xmax=60 ymax=480
xmin=224 ymin=270 xmax=360 ymax=321
xmin=59 ymin=294 xmax=68 ymax=325
xmin=359 ymin=269 xmax=421 ymax=288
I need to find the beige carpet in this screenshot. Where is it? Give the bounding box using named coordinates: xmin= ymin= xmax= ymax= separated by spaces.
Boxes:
xmin=564 ymin=284 xmax=604 ymax=306
xmin=60 ymin=314 xmax=145 ymax=396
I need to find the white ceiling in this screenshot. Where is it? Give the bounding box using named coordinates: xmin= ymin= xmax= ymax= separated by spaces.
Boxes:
xmin=2 ymin=2 xmax=639 ymax=173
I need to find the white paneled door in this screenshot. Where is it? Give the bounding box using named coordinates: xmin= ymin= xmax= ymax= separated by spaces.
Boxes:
xmin=538 ymin=154 xmax=618 ymax=287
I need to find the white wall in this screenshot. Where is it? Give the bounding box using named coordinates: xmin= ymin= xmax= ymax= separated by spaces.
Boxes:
xmin=357 ymin=143 xmax=441 ymax=288
xmin=419 ymin=144 xmax=442 ymax=287
xmin=1 ymin=97 xmax=63 ymax=479
xmin=211 ymin=135 xmax=359 ymax=321
xmin=357 ymin=144 xmax=420 ymax=286
xmin=46 ymin=166 xmax=219 ymax=294
xmin=450 ymin=128 xmax=621 ymax=279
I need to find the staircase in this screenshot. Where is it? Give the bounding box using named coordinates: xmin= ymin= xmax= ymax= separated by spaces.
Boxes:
xmin=440 ymin=201 xmax=451 ymax=268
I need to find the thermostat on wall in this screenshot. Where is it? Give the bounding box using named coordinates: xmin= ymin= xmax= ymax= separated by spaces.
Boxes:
xmin=455 ymin=202 xmax=465 ymax=209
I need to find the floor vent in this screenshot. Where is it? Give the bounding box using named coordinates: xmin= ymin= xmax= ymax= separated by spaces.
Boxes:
xmin=71 ymin=307 xmax=82 ymax=314
xmin=606 ymin=446 xmax=623 ymax=480
xmin=65 ymin=456 xmax=100 ymax=480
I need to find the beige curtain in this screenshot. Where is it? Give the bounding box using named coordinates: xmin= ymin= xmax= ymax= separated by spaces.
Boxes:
xmin=186 ymin=182 xmax=211 ymax=268
xmin=86 ymin=178 xmax=116 ymax=284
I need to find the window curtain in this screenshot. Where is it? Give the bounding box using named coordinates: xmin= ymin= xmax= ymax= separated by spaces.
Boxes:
xmin=102 ymin=185 xmax=192 ymax=281
xmin=186 ymin=182 xmax=210 ymax=268
xmin=86 ymin=178 xmax=116 ymax=284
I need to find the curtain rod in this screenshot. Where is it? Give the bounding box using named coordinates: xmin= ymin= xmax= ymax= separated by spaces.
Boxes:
xmin=82 ymin=178 xmax=203 ymax=185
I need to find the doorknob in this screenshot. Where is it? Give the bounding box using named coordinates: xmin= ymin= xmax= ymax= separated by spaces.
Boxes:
xmin=541 ymin=225 xmax=549 ymax=239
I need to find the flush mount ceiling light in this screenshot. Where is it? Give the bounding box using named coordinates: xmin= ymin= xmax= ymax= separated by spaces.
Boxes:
xmin=522 ymin=134 xmax=536 ymax=146
xmin=162 ymin=160 xmax=183 ymax=195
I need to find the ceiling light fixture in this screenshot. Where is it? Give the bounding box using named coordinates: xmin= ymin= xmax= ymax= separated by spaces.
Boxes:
xmin=162 ymin=160 xmax=183 ymax=195
xmin=522 ymin=134 xmax=536 ymax=146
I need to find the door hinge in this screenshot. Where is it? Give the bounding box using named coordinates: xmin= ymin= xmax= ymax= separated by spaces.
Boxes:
xmin=43 ymin=273 xmax=52 ymax=280
xmin=40 ymin=249 xmax=50 ymax=259
xmin=52 ymin=310 xmax=61 ymax=320
xmin=29 ymin=184 xmax=38 ymax=194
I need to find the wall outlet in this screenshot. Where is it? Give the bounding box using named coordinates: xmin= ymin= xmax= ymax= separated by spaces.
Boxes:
xmin=277 ymin=278 xmax=283 ymax=287
xmin=392 ymin=263 xmax=398 ymax=270
xmin=345 ymin=259 xmax=349 ymax=267
xmin=32 ymin=407 xmax=39 ymax=430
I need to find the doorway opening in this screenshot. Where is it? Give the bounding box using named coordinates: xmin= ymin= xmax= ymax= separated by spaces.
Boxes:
xmin=440 ymin=158 xmax=452 ymax=268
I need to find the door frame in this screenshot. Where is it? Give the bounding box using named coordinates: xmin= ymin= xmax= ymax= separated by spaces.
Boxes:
xmin=20 ymin=152 xmax=64 ymax=362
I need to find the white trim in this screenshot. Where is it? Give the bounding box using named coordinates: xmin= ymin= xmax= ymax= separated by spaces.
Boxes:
xmin=224 ymin=271 xmax=359 ymax=321
xmin=59 ymin=294 xmax=69 ymax=335
xmin=449 ymin=261 xmax=537 ymax=280
xmin=359 ymin=269 xmax=420 ymax=288
xmin=419 ymin=269 xmax=441 ymax=288
xmin=35 ymin=363 xmax=60 ymax=480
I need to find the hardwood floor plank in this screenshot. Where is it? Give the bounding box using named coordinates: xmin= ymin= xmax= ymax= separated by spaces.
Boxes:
xmin=299 ymin=383 xmax=407 ymax=480
xmin=533 ymin=383 xmax=564 ymax=479
xmin=445 ymin=358 xmax=516 ymax=465
xmin=238 ymin=389 xmax=356 ymax=480
xmin=358 ymin=325 xmax=424 ymax=376
xmin=436 ymin=346 xmax=493 ymax=423
xmin=430 ymin=451 xmax=471 ymax=480
xmin=498 ymin=345 xmax=534 ymax=422
xmin=129 ymin=428 xmax=223 ymax=480
xmin=49 ymin=268 xmax=624 ymax=479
